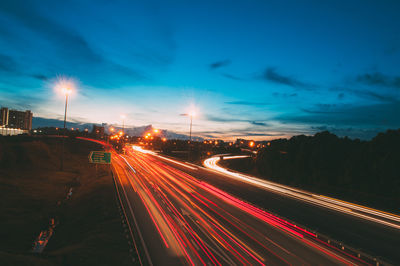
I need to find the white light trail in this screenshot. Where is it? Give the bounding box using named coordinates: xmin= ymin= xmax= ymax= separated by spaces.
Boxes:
xmin=203 ymin=155 xmax=400 ymax=230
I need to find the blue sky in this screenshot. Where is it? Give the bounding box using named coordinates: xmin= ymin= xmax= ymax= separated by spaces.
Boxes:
xmin=0 ymin=0 xmax=399 ymax=140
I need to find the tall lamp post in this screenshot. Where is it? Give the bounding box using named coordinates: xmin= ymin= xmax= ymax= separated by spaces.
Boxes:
xmin=187 ymin=110 xmax=196 ymax=160
xmin=108 ymin=127 xmax=114 ymax=145
xmin=60 ymin=87 xmax=72 ymax=171
xmin=189 ymin=111 xmax=195 ymax=142
xmin=121 ymin=114 xmax=126 ymax=135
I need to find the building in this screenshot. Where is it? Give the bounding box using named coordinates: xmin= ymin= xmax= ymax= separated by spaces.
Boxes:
xmin=0 ymin=107 xmax=33 ymax=135
xmin=0 ymin=107 xmax=9 ymax=126
xmin=8 ymin=109 xmax=33 ymax=130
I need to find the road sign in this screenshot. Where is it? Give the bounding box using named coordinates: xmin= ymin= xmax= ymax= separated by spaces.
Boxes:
xmin=89 ymin=151 xmax=111 ymax=164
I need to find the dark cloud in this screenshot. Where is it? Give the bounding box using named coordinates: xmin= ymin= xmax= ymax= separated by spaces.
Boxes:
xmin=0 ymin=53 xmax=17 ymax=72
xmin=221 ymin=73 xmax=245 ymax=81
xmin=31 ymin=74 xmax=49 ymax=81
xmin=0 ymin=1 xmax=147 ymax=85
xmin=356 ymin=72 xmax=400 ymax=89
xmin=358 ymin=90 xmax=398 ymax=102
xmin=205 ymin=114 xmax=244 ymax=123
xmin=277 ymin=101 xmax=400 ymax=128
xmin=261 ymin=68 xmax=314 ymax=89
xmin=0 ymin=1 xmax=102 ymax=63
xmin=209 ymin=59 xmax=231 ymax=69
xmin=205 ymin=114 xmax=269 ymax=127
xmin=0 ymin=90 xmax=43 ymax=110
xmin=239 ymin=132 xmax=279 ymax=136
xmin=225 ymin=101 xmax=269 ymax=106
xmin=331 ymin=87 xmax=398 ymax=103
xmin=272 ymin=92 xmax=298 ymax=98
xmin=250 ymin=121 xmax=268 ymax=126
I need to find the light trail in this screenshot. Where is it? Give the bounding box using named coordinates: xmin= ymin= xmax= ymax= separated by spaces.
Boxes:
xmin=204 ymin=155 xmax=400 ymax=230
xmin=126 ymin=146 xmax=370 ymax=265
xmin=77 ymin=138 xmax=391 ymax=265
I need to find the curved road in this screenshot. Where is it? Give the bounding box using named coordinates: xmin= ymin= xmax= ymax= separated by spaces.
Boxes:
xmin=111 ymin=146 xmax=372 ymax=265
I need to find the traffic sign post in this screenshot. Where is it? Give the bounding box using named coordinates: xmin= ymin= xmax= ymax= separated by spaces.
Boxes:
xmin=89 ymin=151 xmax=112 ymax=164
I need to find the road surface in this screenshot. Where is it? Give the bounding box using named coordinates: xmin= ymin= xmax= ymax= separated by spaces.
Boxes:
xmin=111 ymin=146 xmax=372 ymax=265
xmin=133 ymin=150 xmax=399 ymax=264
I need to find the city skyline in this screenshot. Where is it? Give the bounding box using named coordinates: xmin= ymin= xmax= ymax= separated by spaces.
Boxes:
xmin=0 ymin=0 xmax=399 ymax=140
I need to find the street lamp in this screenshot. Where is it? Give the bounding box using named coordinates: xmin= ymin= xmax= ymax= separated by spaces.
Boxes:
xmin=120 ymin=114 xmax=126 ymax=135
xmin=108 ymin=127 xmax=114 ymax=145
xmin=180 ymin=106 xmax=198 ymax=142
xmin=60 ymin=87 xmax=72 ymax=171
xmin=180 ymin=106 xmax=198 ymax=160
xmin=188 ymin=110 xmax=196 ymax=143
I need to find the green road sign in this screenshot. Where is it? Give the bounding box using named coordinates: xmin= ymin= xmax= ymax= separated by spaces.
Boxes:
xmin=89 ymin=151 xmax=112 ymax=164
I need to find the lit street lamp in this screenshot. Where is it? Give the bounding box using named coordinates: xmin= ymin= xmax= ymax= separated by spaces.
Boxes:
xmin=188 ymin=110 xmax=196 ymax=143
xmin=180 ymin=108 xmax=197 ymax=143
xmin=121 ymin=114 xmax=126 ymax=135
xmin=60 ymin=87 xmax=72 ymax=171
xmin=107 ymin=127 xmax=114 ymax=146
xmin=180 ymin=108 xmax=197 ymax=160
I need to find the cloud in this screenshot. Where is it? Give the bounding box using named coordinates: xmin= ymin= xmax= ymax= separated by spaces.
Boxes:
xmin=272 ymin=92 xmax=298 ymax=98
xmin=250 ymin=121 xmax=268 ymax=126
xmin=0 ymin=90 xmax=44 ymax=110
xmin=331 ymin=87 xmax=398 ymax=103
xmin=261 ymin=68 xmax=314 ymax=89
xmin=221 ymin=73 xmax=245 ymax=81
xmin=205 ymin=114 xmax=269 ymax=127
xmin=209 ymin=59 xmax=231 ymax=69
xmin=356 ymin=72 xmax=400 ymax=89
xmin=337 ymin=93 xmax=345 ymax=99
xmin=277 ymin=101 xmax=400 ymax=128
xmin=225 ymin=100 xmax=269 ymax=106
xmin=237 ymin=132 xmax=281 ymax=137
xmin=0 ymin=1 xmax=147 ymax=85
xmin=0 ymin=53 xmax=17 ymax=72
xmin=0 ymin=1 xmax=102 ymax=63
xmin=31 ymin=74 xmax=49 ymax=81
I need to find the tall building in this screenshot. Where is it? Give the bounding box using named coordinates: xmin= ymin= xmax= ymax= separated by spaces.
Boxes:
xmin=0 ymin=107 xmax=33 ymax=135
xmin=0 ymin=107 xmax=9 ymax=126
xmin=7 ymin=109 xmax=33 ymax=130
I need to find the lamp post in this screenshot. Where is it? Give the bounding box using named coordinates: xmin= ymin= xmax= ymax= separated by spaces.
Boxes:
xmin=188 ymin=111 xmax=195 ymax=142
xmin=121 ymin=115 xmax=126 ymax=135
xmin=189 ymin=114 xmax=193 ymax=142
xmin=188 ymin=111 xmax=196 ymax=160
xmin=60 ymin=87 xmax=71 ymax=171
xmin=108 ymin=127 xmax=114 ymax=147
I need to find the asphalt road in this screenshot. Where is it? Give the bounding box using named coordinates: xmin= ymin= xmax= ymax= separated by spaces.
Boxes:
xmin=147 ymin=153 xmax=400 ymax=264
xmin=111 ymin=146 xmax=372 ymax=265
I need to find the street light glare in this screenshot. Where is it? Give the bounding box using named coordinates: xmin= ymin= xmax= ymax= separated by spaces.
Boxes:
xmin=55 ymin=76 xmax=76 ymax=96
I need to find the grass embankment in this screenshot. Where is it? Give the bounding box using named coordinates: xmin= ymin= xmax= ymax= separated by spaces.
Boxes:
xmin=0 ymin=136 xmax=132 ymax=266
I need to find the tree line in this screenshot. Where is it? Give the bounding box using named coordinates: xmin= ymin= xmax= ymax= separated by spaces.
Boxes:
xmin=255 ymin=130 xmax=400 ymax=213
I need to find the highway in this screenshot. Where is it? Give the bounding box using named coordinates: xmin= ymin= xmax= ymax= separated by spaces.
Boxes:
xmin=123 ymin=146 xmax=400 ymax=264
xmin=203 ymin=156 xmax=400 ymax=230
xmin=111 ymin=145 xmax=372 ymax=265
